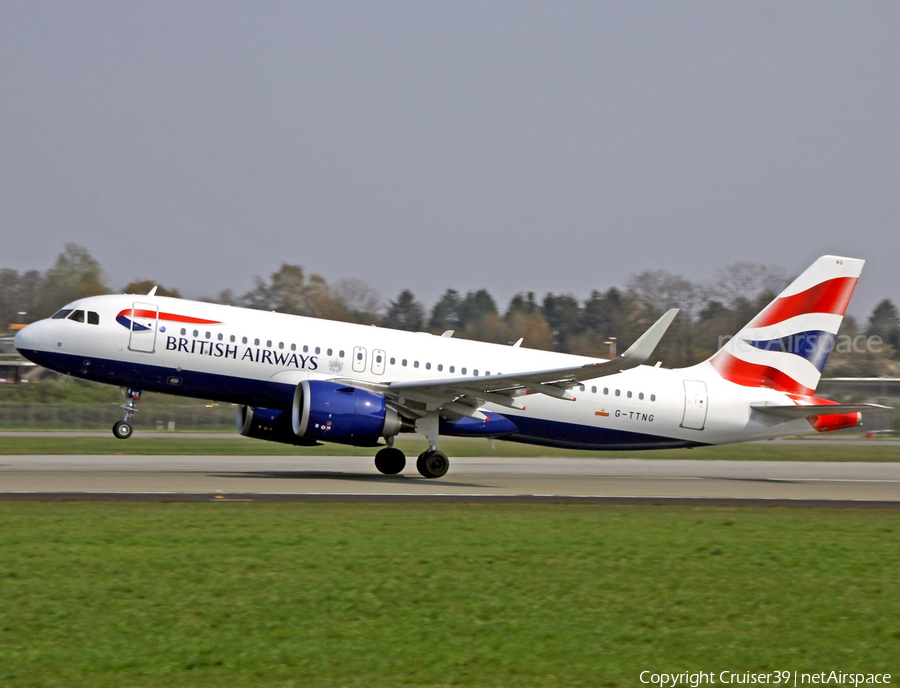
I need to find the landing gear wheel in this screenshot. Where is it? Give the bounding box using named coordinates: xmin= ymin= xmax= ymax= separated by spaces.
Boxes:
xmin=112 ymin=420 xmax=133 ymax=440
xmin=374 ymin=447 xmax=406 ymax=475
xmin=416 ymin=450 xmax=449 ymax=479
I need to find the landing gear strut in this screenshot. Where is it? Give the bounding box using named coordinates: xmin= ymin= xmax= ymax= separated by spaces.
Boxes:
xmin=112 ymin=387 xmax=141 ymax=440
xmin=414 ymin=412 xmax=450 ymax=478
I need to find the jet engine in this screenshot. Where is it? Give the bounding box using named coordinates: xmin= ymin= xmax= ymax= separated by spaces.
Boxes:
xmin=236 ymin=405 xmax=320 ymax=446
xmin=292 ymin=380 xmax=406 ymax=446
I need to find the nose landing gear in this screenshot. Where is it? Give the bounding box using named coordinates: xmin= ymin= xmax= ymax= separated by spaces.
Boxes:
xmin=112 ymin=387 xmax=141 ymax=440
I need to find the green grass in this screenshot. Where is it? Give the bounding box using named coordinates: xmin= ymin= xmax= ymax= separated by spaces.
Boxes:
xmin=0 ymin=504 xmax=898 ymax=687
xmin=1 ymin=434 xmax=899 ymax=461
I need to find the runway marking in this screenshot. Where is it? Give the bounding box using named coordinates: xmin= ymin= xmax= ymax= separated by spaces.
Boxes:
xmin=1 ymin=490 xmax=897 ymax=504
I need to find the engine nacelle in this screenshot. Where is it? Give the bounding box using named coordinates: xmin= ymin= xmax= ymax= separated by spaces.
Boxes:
xmin=292 ymin=380 xmax=403 ymax=446
xmin=237 ymin=405 xmax=321 ymax=446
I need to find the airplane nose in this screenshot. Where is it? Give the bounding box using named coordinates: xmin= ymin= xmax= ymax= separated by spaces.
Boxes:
xmin=14 ymin=321 xmax=42 ymax=355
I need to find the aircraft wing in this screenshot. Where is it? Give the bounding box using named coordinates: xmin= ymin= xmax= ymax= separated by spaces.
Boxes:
xmin=336 ymin=309 xmax=678 ymax=421
xmin=750 ymin=402 xmax=892 ymax=419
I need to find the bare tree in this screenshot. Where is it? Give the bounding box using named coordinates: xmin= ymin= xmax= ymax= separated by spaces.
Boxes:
xmin=712 ymin=262 xmax=791 ymax=307
xmin=332 ymin=278 xmax=383 ymax=323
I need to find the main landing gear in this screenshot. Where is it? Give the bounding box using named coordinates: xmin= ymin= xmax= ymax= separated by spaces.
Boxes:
xmin=374 ymin=445 xmax=406 ymax=475
xmin=112 ymin=387 xmax=141 ymax=440
xmin=416 ymin=449 xmax=449 ymax=479
xmin=373 ymin=437 xmax=450 ymax=479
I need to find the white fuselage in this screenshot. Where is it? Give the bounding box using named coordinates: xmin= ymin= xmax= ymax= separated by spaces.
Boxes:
xmin=14 ymin=294 xmax=818 ymax=450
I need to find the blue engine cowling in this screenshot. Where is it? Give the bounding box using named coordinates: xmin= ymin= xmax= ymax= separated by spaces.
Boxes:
xmin=237 ymin=405 xmax=321 ymax=446
xmin=292 ymin=380 xmax=402 ymax=447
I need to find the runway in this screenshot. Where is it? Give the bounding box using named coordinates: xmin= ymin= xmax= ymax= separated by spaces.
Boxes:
xmin=2 ymin=455 xmax=899 ymax=506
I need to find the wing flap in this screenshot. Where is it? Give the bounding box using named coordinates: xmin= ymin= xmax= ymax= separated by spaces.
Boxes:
xmin=331 ymin=309 xmax=679 ymax=421
xmin=390 ymin=308 xmax=679 ymax=393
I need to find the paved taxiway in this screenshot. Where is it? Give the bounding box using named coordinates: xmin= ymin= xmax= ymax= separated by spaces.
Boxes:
xmin=2 ymin=455 xmax=899 ymax=506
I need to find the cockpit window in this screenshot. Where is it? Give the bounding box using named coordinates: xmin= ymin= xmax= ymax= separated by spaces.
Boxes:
xmin=68 ymin=310 xmax=86 ymax=323
xmin=51 ymin=309 xmax=74 ymax=319
xmin=87 ymin=311 xmax=100 ymax=325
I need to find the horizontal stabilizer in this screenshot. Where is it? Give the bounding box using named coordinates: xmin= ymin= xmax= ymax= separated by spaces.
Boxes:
xmin=750 ymin=402 xmax=892 ymax=419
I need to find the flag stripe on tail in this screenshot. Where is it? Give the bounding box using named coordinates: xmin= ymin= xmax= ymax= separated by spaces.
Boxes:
xmin=743 ymin=330 xmax=836 ymax=372
xmin=749 ymin=277 xmax=857 ymax=328
xmin=710 ymin=351 xmax=815 ymax=395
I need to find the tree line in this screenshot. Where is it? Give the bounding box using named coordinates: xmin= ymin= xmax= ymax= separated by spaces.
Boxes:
xmin=3 ymin=243 xmax=899 ymax=375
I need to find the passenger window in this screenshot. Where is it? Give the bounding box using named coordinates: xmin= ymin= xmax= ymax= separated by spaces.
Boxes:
xmin=474 ymin=370 xmax=479 ymax=376
xmin=254 ymin=338 xmax=260 ymax=346
xmin=339 ymin=350 xmax=345 ymax=358
xmin=615 ymin=389 xmax=621 ymax=397
xmin=242 ymin=337 xmax=248 ymax=344
xmin=206 ymin=331 xmax=211 ymax=339
xmin=414 ymin=361 xmax=419 ymax=368
xmin=627 ymin=391 xmax=632 ymax=398
xmin=267 ymin=340 xmax=272 ymax=348
xmin=230 ymin=335 xmax=236 ymax=343
xmin=68 ymin=310 xmax=85 ymax=323
xmin=290 ymin=343 xmax=296 ymax=351
xmin=315 ymin=347 xmax=321 ymax=354
xmin=402 ymin=359 xmax=408 ymax=366
xmin=592 ymin=386 xmax=597 ymax=394
xmin=651 ymin=394 xmax=656 ymax=402
xmin=357 ymin=352 xmax=364 ymax=361
xmin=579 ymin=384 xmax=585 ymax=391
xmin=437 ymin=364 xmax=443 ymax=371
xmin=604 ymin=387 xmax=609 ymax=395
xmin=639 ymin=392 xmax=644 ymax=400
xmin=279 ymin=342 xmax=284 ymax=349
xmin=303 ymin=345 xmax=309 ymax=353
xmin=181 ymin=328 xmax=187 ymax=335
xmin=390 ymin=357 xmax=396 ymax=365
xmin=218 ymin=333 xmax=224 ymax=341
xmin=461 ymin=367 xmax=467 ymax=375
xmin=87 ymin=312 xmax=100 ymax=325
xmin=450 ymin=366 xmax=455 ymax=373
xmin=194 ymin=330 xmax=199 ymax=337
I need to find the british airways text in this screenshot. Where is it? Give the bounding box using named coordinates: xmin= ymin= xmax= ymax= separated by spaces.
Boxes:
xmin=165 ymin=336 xmax=319 ymax=370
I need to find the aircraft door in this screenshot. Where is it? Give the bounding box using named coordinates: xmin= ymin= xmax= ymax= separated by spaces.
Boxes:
xmin=681 ymin=379 xmax=708 ymax=430
xmin=371 ymin=349 xmax=386 ymax=375
xmin=127 ymin=302 xmax=159 ymax=354
xmin=352 ymin=346 xmax=367 ymax=373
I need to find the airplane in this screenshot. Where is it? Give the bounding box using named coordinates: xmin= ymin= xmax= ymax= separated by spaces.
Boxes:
xmin=13 ymin=255 xmax=889 ymax=478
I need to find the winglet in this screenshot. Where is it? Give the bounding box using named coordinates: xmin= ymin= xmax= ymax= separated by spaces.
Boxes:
xmin=618 ymin=309 xmax=678 ymax=366
xmin=564 ymin=308 xmax=678 ymax=383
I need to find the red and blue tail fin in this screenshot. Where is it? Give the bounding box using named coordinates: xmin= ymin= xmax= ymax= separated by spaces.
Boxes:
xmin=704 ymin=255 xmax=864 ymax=394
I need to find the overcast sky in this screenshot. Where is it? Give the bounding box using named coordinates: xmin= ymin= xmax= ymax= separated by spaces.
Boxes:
xmin=2 ymin=2 xmax=898 ymax=318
